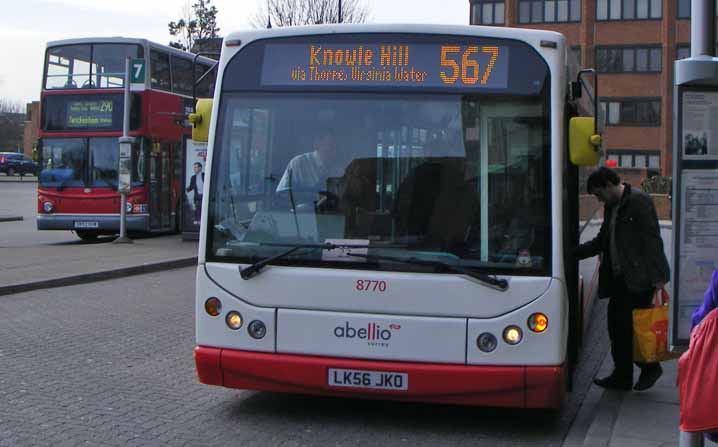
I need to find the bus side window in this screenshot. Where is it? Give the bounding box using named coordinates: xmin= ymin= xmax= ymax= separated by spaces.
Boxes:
xmin=171 ymin=56 xmax=193 ymax=96
xmin=150 ymin=49 xmax=171 ymax=91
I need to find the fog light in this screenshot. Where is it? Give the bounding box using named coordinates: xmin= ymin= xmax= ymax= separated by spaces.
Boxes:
xmin=528 ymin=313 xmax=549 ymax=333
xmin=503 ymin=326 xmax=523 ymax=345
xmin=204 ymin=297 xmax=222 ymax=317
xmin=225 ymin=311 xmax=243 ymax=330
xmin=248 ymin=320 xmax=267 ymax=339
xmin=125 ymin=201 xmax=133 ymax=213
xmin=43 ymin=201 xmax=54 ymax=213
xmin=476 ymin=332 xmax=497 ymax=352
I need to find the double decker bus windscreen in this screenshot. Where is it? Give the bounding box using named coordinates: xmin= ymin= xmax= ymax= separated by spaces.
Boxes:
xmin=209 ymin=34 xmax=551 ymax=275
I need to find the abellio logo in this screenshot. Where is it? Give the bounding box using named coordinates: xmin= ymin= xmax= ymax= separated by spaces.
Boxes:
xmin=333 ymin=322 xmax=401 ymax=347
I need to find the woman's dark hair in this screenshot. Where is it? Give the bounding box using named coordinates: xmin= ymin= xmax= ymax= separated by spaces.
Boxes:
xmin=586 ymin=167 xmax=620 ymax=193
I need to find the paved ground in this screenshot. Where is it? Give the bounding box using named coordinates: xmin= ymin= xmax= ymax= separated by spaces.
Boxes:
xmin=0 ymin=267 xmax=610 ymax=447
xmin=0 ymin=180 xmax=197 ymax=295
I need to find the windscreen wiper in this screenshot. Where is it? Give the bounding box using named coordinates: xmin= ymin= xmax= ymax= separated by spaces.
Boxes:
xmin=239 ymin=242 xmax=374 ymax=280
xmin=345 ymin=253 xmax=509 ymax=291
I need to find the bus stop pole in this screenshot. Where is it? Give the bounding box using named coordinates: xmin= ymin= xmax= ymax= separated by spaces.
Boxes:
xmin=114 ymin=57 xmax=133 ymax=244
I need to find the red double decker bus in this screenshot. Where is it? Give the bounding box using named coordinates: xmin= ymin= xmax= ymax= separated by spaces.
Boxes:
xmin=37 ymin=37 xmax=216 ymax=240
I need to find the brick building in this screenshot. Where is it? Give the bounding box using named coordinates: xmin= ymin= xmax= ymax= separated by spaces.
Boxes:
xmin=23 ymin=101 xmax=40 ymax=159
xmin=469 ymin=0 xmax=697 ymax=177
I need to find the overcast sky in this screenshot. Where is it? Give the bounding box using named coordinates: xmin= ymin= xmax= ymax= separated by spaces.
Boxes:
xmin=0 ymin=0 xmax=469 ymax=105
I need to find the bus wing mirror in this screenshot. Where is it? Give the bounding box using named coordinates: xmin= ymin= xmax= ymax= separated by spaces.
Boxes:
xmin=569 ymin=117 xmax=601 ymax=166
xmin=189 ymin=98 xmax=213 ymax=142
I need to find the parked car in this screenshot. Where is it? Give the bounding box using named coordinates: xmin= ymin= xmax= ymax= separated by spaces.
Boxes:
xmin=0 ymin=152 xmax=39 ymax=176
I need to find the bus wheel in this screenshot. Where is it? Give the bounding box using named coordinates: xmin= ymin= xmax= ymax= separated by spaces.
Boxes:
xmin=75 ymin=230 xmax=99 ymax=241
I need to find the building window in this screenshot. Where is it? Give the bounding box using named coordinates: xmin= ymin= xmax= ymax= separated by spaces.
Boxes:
xmin=601 ymin=98 xmax=661 ymax=126
xmin=596 ymin=46 xmax=662 ymax=73
xmin=518 ymin=0 xmax=580 ymax=24
xmin=677 ymin=45 xmax=690 ymax=60
xmin=597 ymin=0 xmax=662 ymax=20
xmin=570 ymin=45 xmax=581 ymax=64
xmin=471 ymin=0 xmax=505 ymax=25
xmin=607 ymin=150 xmax=660 ymax=169
xmin=678 ymin=0 xmax=718 ymax=18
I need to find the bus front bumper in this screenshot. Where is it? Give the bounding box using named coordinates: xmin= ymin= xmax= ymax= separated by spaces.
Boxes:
xmin=37 ymin=214 xmax=150 ymax=232
xmin=194 ymin=346 xmax=566 ymax=408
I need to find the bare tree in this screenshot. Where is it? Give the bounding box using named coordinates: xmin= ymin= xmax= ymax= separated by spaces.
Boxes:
xmin=0 ymin=98 xmax=23 ymax=114
xmin=251 ymin=0 xmax=369 ymax=28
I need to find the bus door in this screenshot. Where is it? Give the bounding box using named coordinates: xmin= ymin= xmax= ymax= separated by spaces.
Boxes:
xmin=149 ymin=142 xmax=172 ymax=229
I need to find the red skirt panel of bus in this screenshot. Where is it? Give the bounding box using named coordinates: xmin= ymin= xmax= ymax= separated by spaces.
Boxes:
xmin=38 ymin=187 xmax=148 ymax=214
xmin=194 ymin=347 xmax=565 ymax=408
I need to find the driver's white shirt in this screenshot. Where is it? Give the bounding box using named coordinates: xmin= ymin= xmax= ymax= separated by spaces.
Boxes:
xmin=276 ymin=151 xmax=341 ymax=193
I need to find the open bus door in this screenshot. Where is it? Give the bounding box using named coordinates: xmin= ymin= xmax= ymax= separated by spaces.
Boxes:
xmin=149 ymin=142 xmax=173 ymax=230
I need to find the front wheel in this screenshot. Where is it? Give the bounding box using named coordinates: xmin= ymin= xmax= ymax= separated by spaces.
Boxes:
xmin=7 ymin=167 xmax=15 ymax=176
xmin=75 ymin=230 xmax=99 ymax=241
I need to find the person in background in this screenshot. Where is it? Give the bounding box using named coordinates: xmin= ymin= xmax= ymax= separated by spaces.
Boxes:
xmin=691 ymin=268 xmax=718 ymax=330
xmin=575 ymin=167 xmax=670 ymax=391
xmin=685 ymin=267 xmax=718 ymax=443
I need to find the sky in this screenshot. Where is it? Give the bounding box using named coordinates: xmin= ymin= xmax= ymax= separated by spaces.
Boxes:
xmin=0 ymin=0 xmax=469 ymax=105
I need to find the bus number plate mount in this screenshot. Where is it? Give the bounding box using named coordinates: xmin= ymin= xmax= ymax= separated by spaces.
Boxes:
xmin=74 ymin=221 xmax=99 ymax=229
xmin=328 ymin=368 xmax=408 ymax=391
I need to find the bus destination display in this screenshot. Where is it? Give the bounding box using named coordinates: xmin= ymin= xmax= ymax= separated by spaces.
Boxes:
xmin=66 ymin=100 xmax=114 ymax=128
xmin=261 ymin=43 xmax=510 ymax=89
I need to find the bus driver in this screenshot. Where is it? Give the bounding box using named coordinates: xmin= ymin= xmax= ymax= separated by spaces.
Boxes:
xmin=276 ymin=130 xmax=345 ymax=210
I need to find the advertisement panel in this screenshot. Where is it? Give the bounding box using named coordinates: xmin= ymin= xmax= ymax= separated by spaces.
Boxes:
xmin=183 ymin=138 xmax=207 ymax=237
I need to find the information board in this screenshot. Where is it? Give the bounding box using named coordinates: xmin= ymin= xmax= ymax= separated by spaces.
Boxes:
xmin=261 ymin=43 xmax=510 ymax=89
xmin=676 ymin=170 xmax=718 ymax=339
xmin=672 ymin=83 xmax=718 ymax=348
xmin=66 ymin=100 xmax=114 ymax=128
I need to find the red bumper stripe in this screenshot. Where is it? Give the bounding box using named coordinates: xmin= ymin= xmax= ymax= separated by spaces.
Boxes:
xmin=194 ymin=346 xmax=565 ymax=408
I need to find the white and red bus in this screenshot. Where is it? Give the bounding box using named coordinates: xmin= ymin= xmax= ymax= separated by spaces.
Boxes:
xmin=37 ymin=37 xmax=216 ymax=240
xmin=193 ymin=24 xmax=600 ymax=408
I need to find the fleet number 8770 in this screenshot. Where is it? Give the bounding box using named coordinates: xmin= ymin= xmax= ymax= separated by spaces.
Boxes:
xmin=439 ymin=45 xmax=499 ymax=86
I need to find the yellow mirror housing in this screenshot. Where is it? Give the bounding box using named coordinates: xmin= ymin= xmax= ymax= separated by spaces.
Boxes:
xmin=569 ymin=117 xmax=601 ymax=166
xmin=189 ymin=98 xmax=213 ymax=142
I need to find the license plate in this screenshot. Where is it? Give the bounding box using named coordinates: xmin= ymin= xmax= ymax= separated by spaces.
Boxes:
xmin=328 ymin=368 xmax=408 ymax=391
xmin=74 ymin=221 xmax=99 ymax=229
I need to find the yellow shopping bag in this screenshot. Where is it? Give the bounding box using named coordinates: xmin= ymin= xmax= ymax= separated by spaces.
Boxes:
xmin=633 ymin=289 xmax=681 ymax=363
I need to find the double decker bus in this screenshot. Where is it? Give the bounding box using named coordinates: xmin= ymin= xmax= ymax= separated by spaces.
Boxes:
xmin=37 ymin=37 xmax=216 ymax=240
xmin=193 ymin=24 xmax=601 ymax=408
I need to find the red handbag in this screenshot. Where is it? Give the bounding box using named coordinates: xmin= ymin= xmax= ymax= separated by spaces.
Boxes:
xmin=679 ymin=308 xmax=718 ymax=433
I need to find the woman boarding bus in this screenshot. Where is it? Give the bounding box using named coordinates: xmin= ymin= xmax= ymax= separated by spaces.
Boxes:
xmin=192 ymin=24 xmax=600 ymax=408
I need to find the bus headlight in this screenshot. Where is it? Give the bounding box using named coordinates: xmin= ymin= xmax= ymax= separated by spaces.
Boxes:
xmin=503 ymin=326 xmax=523 ymax=345
xmin=225 ymin=311 xmax=243 ymax=330
xmin=204 ymin=297 xmax=222 ymax=317
xmin=43 ymin=201 xmax=54 ymax=213
xmin=248 ymin=320 xmax=267 ymax=339
xmin=528 ymin=313 xmax=549 ymax=333
xmin=476 ymin=332 xmax=497 ymax=352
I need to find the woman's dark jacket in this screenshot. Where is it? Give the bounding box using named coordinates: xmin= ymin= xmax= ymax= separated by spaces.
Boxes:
xmin=575 ymin=184 xmax=670 ymax=298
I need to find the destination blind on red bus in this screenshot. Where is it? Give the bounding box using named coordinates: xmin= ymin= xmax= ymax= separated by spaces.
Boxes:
xmin=260 ymin=43 xmax=510 ymax=89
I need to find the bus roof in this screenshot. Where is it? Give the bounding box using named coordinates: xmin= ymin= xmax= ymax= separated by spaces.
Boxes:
xmin=223 ymin=23 xmax=565 ymax=48
xmin=46 ymin=36 xmax=216 ymax=64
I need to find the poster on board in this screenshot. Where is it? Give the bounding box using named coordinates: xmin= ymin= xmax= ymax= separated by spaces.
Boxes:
xmin=183 ymin=139 xmax=208 ymax=234
xmin=676 ymin=170 xmax=718 ymax=340
xmin=682 ymin=91 xmax=718 ymax=160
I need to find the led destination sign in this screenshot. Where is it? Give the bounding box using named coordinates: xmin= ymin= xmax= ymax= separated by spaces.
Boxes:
xmin=66 ymin=100 xmax=114 ymax=128
xmin=261 ymin=43 xmax=510 ymax=89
